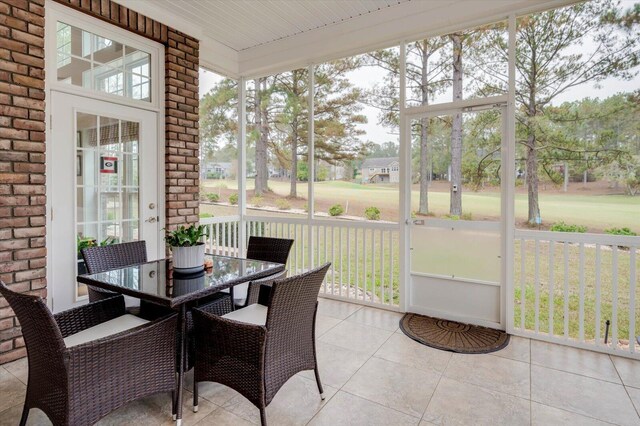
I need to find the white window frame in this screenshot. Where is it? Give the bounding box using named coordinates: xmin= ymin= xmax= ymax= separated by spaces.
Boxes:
xmin=45 ymin=1 xmax=163 ymax=112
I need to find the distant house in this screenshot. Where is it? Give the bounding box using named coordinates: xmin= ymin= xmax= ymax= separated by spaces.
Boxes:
xmin=361 ymin=157 xmax=399 ymax=183
xmin=204 ymin=162 xmax=232 ymax=179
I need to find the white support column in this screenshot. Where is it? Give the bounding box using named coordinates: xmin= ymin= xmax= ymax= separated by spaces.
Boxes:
xmin=307 ymin=65 xmax=315 ymax=269
xmin=398 ymin=42 xmax=409 ymax=312
xmin=238 ymin=77 xmax=248 ymax=255
xmin=504 ymin=14 xmax=517 ymax=332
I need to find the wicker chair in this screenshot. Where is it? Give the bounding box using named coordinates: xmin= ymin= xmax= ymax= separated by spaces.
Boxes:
xmin=235 ymin=236 xmax=294 ymax=307
xmin=192 ymin=263 xmax=330 ymax=426
xmin=0 ymin=281 xmax=177 ymax=426
xmin=81 ymin=240 xmax=148 ymax=302
xmin=245 ymin=269 xmax=288 ymax=306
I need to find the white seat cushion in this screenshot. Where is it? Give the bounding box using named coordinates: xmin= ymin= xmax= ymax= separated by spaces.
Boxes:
xmin=63 ymin=314 xmax=149 ymax=348
xmin=222 ymin=303 xmax=268 ymax=326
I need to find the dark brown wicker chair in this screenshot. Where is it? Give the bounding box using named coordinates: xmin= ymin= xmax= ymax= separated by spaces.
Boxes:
xmin=0 ymin=281 xmax=177 ymax=426
xmin=81 ymin=240 xmax=148 ymax=302
xmin=192 ymin=263 xmax=330 ymax=426
xmin=234 ymin=236 xmax=294 ymax=308
xmin=245 ymin=269 xmax=288 ymax=306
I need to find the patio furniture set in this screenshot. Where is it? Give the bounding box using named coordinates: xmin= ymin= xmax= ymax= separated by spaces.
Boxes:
xmin=0 ymin=237 xmax=329 ymax=426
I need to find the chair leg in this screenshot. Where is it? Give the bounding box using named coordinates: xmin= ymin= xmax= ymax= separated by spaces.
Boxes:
xmin=193 ymin=381 xmax=199 ymax=413
xmin=19 ymin=405 xmax=29 ymax=426
xmin=259 ymin=407 xmax=267 ymax=426
xmin=171 ymin=391 xmax=177 ymax=420
xmin=314 ymin=366 xmax=325 ymax=400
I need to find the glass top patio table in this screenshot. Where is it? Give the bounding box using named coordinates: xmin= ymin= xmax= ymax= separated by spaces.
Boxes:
xmin=77 ymin=253 xmax=285 ymax=308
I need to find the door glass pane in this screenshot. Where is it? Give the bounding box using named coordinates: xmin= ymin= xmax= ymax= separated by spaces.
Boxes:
xmin=410 ymin=109 xmax=502 ymax=283
xmin=76 ymin=112 xmax=141 ymax=298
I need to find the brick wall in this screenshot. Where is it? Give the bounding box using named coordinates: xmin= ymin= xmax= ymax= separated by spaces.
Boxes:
xmin=0 ymin=0 xmax=47 ymax=364
xmin=0 ymin=0 xmax=199 ymax=364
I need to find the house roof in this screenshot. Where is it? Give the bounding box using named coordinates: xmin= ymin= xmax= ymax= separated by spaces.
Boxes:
xmin=362 ymin=157 xmax=399 ymax=168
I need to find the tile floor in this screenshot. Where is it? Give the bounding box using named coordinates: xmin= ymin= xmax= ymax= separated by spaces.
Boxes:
xmin=1 ymin=298 xmax=640 ymax=425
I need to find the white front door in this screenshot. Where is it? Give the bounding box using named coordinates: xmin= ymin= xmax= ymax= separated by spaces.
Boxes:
xmin=407 ymin=105 xmax=507 ymax=329
xmin=50 ymin=91 xmax=160 ymax=312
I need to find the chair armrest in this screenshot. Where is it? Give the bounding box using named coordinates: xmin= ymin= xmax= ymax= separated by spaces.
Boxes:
xmin=192 ymin=307 xmax=267 ymax=367
xmin=54 ymin=295 xmax=126 ymax=338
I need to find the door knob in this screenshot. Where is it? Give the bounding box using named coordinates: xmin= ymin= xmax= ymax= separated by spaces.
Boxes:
xmin=145 ymin=216 xmax=157 ymax=223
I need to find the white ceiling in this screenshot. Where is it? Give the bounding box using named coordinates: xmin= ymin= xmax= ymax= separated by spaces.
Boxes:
xmin=151 ymin=0 xmax=412 ymax=52
xmin=115 ymin=0 xmax=576 ymax=78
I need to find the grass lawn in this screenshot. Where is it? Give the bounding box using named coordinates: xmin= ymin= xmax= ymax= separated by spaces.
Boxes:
xmin=202 ymin=178 xmax=639 ymax=232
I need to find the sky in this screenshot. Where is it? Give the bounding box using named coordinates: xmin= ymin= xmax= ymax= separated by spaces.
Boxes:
xmin=199 ymin=0 xmax=639 ymax=146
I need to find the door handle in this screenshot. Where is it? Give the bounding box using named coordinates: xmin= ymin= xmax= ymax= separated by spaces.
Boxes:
xmin=145 ymin=216 xmax=157 ymax=223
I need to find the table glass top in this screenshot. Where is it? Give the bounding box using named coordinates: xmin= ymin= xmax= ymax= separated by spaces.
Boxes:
xmin=78 ymin=254 xmax=283 ymax=304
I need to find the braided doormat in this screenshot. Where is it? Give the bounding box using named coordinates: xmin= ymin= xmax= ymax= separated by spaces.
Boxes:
xmin=400 ymin=313 xmax=510 ymax=354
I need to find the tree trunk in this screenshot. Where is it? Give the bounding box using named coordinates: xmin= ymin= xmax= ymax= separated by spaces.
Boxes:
xmin=290 ymin=125 xmax=298 ymax=197
xmin=525 ymin=98 xmax=540 ymax=224
xmin=254 ymin=78 xmax=269 ymax=196
xmin=450 ymin=33 xmax=463 ymax=216
xmin=418 ymin=41 xmax=430 ymax=215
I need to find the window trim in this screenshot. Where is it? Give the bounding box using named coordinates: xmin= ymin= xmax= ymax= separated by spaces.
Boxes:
xmin=46 ymin=2 xmax=163 ymax=112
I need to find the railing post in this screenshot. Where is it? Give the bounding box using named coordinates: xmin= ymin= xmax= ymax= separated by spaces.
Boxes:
xmin=307 ymin=64 xmax=315 ymax=271
xmin=238 ymin=77 xmax=247 ymax=256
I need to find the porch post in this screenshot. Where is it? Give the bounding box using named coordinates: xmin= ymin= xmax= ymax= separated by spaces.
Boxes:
xmin=399 ymin=41 xmax=409 ymax=312
xmin=238 ymin=77 xmax=247 ymax=255
xmin=307 ymin=65 xmax=315 ymax=269
xmin=504 ymin=14 xmax=517 ymax=332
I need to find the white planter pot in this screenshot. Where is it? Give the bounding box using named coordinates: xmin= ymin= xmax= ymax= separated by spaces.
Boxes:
xmin=172 ymin=243 xmax=205 ymax=271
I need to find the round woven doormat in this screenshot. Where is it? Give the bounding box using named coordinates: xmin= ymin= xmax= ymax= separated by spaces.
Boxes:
xmin=399 ymin=313 xmax=510 ymax=354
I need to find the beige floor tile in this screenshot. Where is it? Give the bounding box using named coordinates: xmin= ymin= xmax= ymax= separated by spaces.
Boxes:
xmin=531 ymin=365 xmax=639 ymax=426
xmin=344 ymin=306 xmax=403 ymax=331
xmin=317 ymin=298 xmax=362 ymax=320
xmin=612 ymin=355 xmax=640 ymax=389
xmin=222 ymin=375 xmax=337 ymax=425
xmin=308 ymin=391 xmax=419 ymax=426
xmin=343 ymin=357 xmax=440 ymax=417
xmin=443 ymin=353 xmax=530 ymax=399
xmin=318 ymin=321 xmax=393 ymax=355
xmin=315 ymin=314 xmax=342 ymax=337
xmin=423 ymin=377 xmax=530 ymax=425
xmin=627 ymin=386 xmax=640 ymax=417
xmin=195 ymin=407 xmax=254 ymax=426
xmin=531 ymin=402 xmax=614 ymax=425
xmin=189 ymin=378 xmax=240 ymax=406
xmin=0 ymin=368 xmax=26 ymax=413
xmin=300 ymin=341 xmax=371 ymax=388
xmin=374 ymin=333 xmax=452 ymax=374
xmin=491 ymin=335 xmax=530 ymax=363
xmin=3 ymin=357 xmax=28 ymax=385
xmin=0 ymin=406 xmax=51 ymax=426
xmin=531 ymin=340 xmax=621 ymax=383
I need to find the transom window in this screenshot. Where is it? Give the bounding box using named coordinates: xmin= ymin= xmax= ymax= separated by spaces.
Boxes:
xmin=56 ymin=21 xmax=152 ymax=102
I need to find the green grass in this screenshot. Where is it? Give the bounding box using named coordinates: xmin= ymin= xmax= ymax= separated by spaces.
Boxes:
xmin=203 ymin=178 xmax=639 ymax=231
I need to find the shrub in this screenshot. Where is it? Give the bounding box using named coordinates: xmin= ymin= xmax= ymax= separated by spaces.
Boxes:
xmin=206 ymin=193 xmax=219 ymax=202
xmin=364 ymin=206 xmax=380 ymax=220
xmin=460 ymin=212 xmax=473 ymax=221
xmin=250 ymin=196 xmax=264 ymax=207
xmin=550 ymin=221 xmax=587 ymax=233
xmin=229 ymin=193 xmax=238 ymax=205
xmin=199 ymin=212 xmax=213 ymax=218
xmin=276 ymin=199 xmax=291 ymax=210
xmin=329 ymin=204 xmax=344 ymax=216
xmin=605 ymin=227 xmax=637 ymax=236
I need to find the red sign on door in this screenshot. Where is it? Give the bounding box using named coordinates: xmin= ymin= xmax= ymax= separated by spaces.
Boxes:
xmin=100 ymin=156 xmax=118 ymax=174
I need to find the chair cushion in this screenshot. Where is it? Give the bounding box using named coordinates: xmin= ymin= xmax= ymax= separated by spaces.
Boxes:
xmin=222 ymin=303 xmax=268 ymax=326
xmin=63 ymin=314 xmax=149 ymax=348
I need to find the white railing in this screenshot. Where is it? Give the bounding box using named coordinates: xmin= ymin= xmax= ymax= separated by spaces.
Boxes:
xmin=201 ymin=215 xmax=401 ymax=310
xmin=513 ymin=229 xmax=639 ymax=359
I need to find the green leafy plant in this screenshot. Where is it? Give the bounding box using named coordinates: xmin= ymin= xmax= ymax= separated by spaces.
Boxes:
xmin=329 ymin=204 xmax=344 ymax=216
xmin=276 ymin=199 xmax=291 ymax=210
xmin=165 ymin=224 xmax=209 ymax=247
xmin=605 ymin=227 xmax=637 ymax=236
xmin=206 ymin=193 xmax=220 ymax=202
xmin=550 ymin=221 xmax=587 ymax=233
xmin=199 ymin=212 xmax=214 ymax=219
xmin=364 ymin=206 xmax=380 ymax=220
xmin=76 ymin=236 xmax=116 ymax=257
xmin=229 ymin=193 xmax=239 ymax=205
xmin=250 ymin=196 xmax=264 ymax=207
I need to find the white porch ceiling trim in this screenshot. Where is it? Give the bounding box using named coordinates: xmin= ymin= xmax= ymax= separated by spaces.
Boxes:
xmin=115 ymin=0 xmax=579 ymax=79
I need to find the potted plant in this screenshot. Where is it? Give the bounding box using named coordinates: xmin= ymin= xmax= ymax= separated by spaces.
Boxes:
xmin=76 ymin=236 xmax=116 ymax=274
xmin=166 ymin=224 xmax=209 ymax=272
